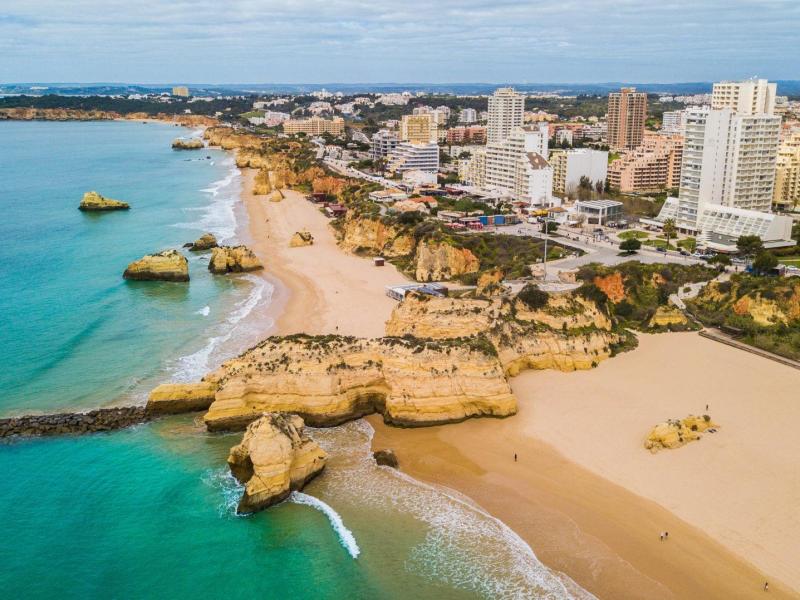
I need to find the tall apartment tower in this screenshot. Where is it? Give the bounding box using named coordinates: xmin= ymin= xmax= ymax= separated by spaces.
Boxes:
xmin=487 ymin=88 xmax=524 ymax=144
xmin=607 ymin=87 xmax=647 ymax=150
xmin=399 ymin=114 xmax=437 ymax=144
xmin=676 ymin=82 xmax=781 ymax=232
xmin=711 ymin=79 xmax=777 ymax=116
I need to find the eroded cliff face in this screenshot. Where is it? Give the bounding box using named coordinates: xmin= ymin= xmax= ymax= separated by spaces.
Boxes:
xmin=123 ymin=250 xmax=189 ymax=282
xmin=208 ymin=246 xmax=263 ymax=274
xmin=337 ymin=215 xmax=413 ymax=258
xmin=227 ymin=413 xmax=327 ymax=513
xmin=204 ymin=127 xmax=264 ymax=151
xmin=79 ymin=191 xmax=130 ymax=211
xmin=385 ymin=290 xmax=621 ymax=375
xmin=202 ymin=335 xmax=516 ymax=431
xmin=414 ymin=240 xmax=480 ymax=282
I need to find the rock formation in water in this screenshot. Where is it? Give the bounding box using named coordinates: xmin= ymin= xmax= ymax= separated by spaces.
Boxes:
xmin=373 ymin=449 xmax=399 ymax=468
xmin=0 ymin=108 xmax=121 ymax=121
xmin=79 ymin=191 xmax=130 ymax=211
xmin=0 ymin=407 xmax=151 ymax=437
xmin=146 ymin=382 xmax=218 ymax=414
xmin=202 ymin=334 xmax=516 ymax=432
xmin=187 ymin=232 xmax=217 ymax=251
xmin=644 ymin=415 xmax=718 ymax=453
xmin=208 ymin=246 xmax=263 ymax=274
xmin=289 ymin=230 xmax=314 ymax=247
xmin=227 ymin=413 xmax=327 ymax=513
xmin=171 ymin=138 xmax=204 ymax=150
xmin=123 ymin=250 xmax=189 ymax=282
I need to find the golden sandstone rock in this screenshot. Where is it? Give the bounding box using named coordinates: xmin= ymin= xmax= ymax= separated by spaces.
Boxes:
xmin=171 ymin=138 xmax=203 ymax=150
xmin=227 ymin=413 xmax=327 ymax=513
xmin=337 ymin=215 xmax=410 ymax=257
xmin=476 ymin=268 xmax=505 ymax=297
xmin=414 ymin=240 xmax=480 ymax=282
xmin=208 ymin=246 xmax=263 ymax=274
xmin=146 ymin=382 xmax=217 ymax=414
xmin=123 ymin=250 xmax=189 ymax=282
xmin=644 ymin=415 xmax=718 ymax=453
xmin=202 ymin=335 xmax=516 ymax=432
xmin=648 ymin=306 xmax=689 ymax=328
xmin=268 ymin=190 xmax=283 ymax=203
xmin=79 ymin=191 xmax=130 ymax=211
xmin=188 ymin=232 xmax=217 ymax=251
xmin=289 ymin=230 xmax=314 ymax=247
xmin=594 ymin=272 xmax=626 ymax=303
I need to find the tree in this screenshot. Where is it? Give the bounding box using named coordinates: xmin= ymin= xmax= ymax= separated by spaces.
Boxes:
xmin=736 ymin=235 xmax=764 ymax=258
xmin=619 ymin=238 xmax=642 ymax=254
xmin=541 ymin=220 xmax=558 ymax=234
xmin=595 ymin=180 xmax=604 ymax=195
xmin=708 ymin=253 xmax=731 ymax=267
xmin=662 ymin=218 xmax=677 ymax=249
xmin=752 ymin=251 xmax=778 ymax=275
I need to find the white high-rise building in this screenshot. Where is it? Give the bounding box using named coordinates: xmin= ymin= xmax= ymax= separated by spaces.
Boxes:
xmin=459 ymin=108 xmax=478 ymax=124
xmin=387 ymin=142 xmax=440 ymax=173
xmin=711 ymin=79 xmax=777 ymax=116
xmin=482 ymin=124 xmax=553 ymax=206
xmin=661 ymin=110 xmax=687 ymax=134
xmin=487 ymin=88 xmax=524 ymax=144
xmin=371 ymin=129 xmax=399 ymax=161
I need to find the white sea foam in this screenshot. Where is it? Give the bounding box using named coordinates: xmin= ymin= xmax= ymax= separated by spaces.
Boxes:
xmin=173 ymin=274 xmax=273 ymax=381
xmin=195 ymin=306 xmax=211 ymax=317
xmin=309 ymin=420 xmax=595 ymax=599
xmin=289 ymin=492 xmax=361 ymax=559
xmin=201 ymin=467 xmax=244 ymax=518
xmin=173 ymin=155 xmax=241 ymax=243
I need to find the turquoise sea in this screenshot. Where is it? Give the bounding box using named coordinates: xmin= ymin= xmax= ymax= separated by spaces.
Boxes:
xmin=0 ymin=121 xmax=589 ymax=599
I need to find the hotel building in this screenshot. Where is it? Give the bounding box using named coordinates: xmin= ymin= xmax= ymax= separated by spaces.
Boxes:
xmin=607 ymin=87 xmax=647 ymax=150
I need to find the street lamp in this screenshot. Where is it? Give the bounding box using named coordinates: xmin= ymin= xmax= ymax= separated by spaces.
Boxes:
xmin=542 ymin=217 xmax=555 ymax=281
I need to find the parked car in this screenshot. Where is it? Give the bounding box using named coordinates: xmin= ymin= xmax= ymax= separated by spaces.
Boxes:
xmin=656 ymin=246 xmax=667 ymax=253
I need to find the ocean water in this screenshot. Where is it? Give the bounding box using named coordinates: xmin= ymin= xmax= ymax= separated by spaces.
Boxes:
xmin=0 ymin=120 xmax=272 ymax=415
xmin=0 ymin=121 xmax=589 ymax=599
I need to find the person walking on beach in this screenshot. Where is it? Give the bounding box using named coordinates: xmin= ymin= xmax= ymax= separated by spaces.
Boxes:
xmin=660 ymin=532 xmax=665 ymax=542
xmin=665 ymin=531 xmax=669 ymax=540
xmin=764 ymin=582 xmax=769 ymax=592
xmin=514 ymin=453 xmax=517 ymax=462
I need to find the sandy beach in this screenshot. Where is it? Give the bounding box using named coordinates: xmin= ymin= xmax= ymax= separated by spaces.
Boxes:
xmin=237 ymin=168 xmax=797 ymax=598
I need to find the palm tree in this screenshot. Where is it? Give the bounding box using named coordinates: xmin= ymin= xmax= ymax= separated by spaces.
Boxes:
xmin=663 ymin=219 xmax=677 ymax=250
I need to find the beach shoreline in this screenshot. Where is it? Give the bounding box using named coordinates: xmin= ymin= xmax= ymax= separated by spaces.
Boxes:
xmin=232 ymin=166 xmax=796 ymax=598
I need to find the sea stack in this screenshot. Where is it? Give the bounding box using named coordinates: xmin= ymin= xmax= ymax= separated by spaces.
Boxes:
xmin=171 ymin=138 xmax=204 ymax=150
xmin=188 ymin=232 xmax=218 ymax=251
xmin=123 ymin=250 xmax=189 ymax=282
xmin=79 ymin=191 xmax=130 ymax=211
xmin=227 ymin=413 xmax=327 ymax=514
xmin=289 ymin=230 xmax=314 ymax=247
xmin=208 ymin=245 xmax=263 ymax=274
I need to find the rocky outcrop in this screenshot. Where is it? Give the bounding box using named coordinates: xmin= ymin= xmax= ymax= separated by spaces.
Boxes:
xmin=79 ymin=191 xmax=130 ymax=211
xmin=227 ymin=413 xmax=327 ymax=513
xmin=208 ymin=246 xmax=263 ymax=274
xmin=594 ymin=272 xmax=626 ymax=303
xmin=337 ymin=215 xmax=414 ymax=258
xmin=202 ymin=334 xmax=516 ymax=432
xmin=649 ymin=306 xmax=689 ymax=328
xmin=146 ymin=382 xmax=217 ymax=415
xmin=187 ymin=233 xmax=217 ymax=251
xmin=476 ymin=269 xmax=505 ymax=297
xmin=644 ymin=414 xmax=718 ymax=453
xmin=268 ymin=190 xmax=283 ymax=203
xmin=386 ymin=293 xmax=498 ymax=339
xmin=373 ymin=449 xmax=399 ymax=468
xmin=204 ymin=127 xmax=264 ymax=152
xmin=289 ymin=230 xmax=314 ymax=247
xmin=414 ymin=240 xmax=479 ymax=282
xmin=0 ymin=407 xmax=150 ymax=438
xmin=171 ymin=138 xmax=203 ymax=150
xmin=0 ymin=108 xmax=120 ymax=121
xmin=123 ymin=250 xmax=189 ymax=282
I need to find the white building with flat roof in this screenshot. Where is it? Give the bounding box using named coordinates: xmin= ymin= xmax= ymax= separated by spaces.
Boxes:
xmin=459 ymin=108 xmax=478 ymax=124
xmin=487 ymin=88 xmax=524 ymax=144
xmin=711 ymin=79 xmax=777 ymax=116
xmin=387 ymin=142 xmax=439 ymax=173
xmin=550 ymin=148 xmax=608 ymax=196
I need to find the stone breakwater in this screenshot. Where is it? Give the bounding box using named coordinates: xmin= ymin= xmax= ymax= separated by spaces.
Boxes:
xmin=0 ymin=407 xmax=151 ymax=438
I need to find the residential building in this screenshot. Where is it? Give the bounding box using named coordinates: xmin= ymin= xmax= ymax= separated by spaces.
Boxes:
xmin=248 ymin=110 xmax=290 ymax=127
xmin=283 ymin=116 xmax=345 ymax=136
xmin=460 ymin=148 xmax=486 ymax=188
xmin=607 ymin=87 xmax=647 ymax=150
xmin=387 ymin=142 xmax=440 ymax=173
xmin=607 ymin=132 xmax=683 ymax=193
xmin=483 ymin=124 xmax=553 ymax=206
xmin=446 ymin=126 xmax=487 ymax=145
xmin=711 ymin=79 xmax=777 ymax=115
xmin=550 ymin=149 xmax=609 ymax=196
xmin=773 ymin=129 xmax=800 ymax=210
xmin=459 ymin=108 xmax=478 ymax=124
xmin=487 ymin=88 xmax=524 ymax=144
xmin=400 ymin=114 xmax=437 ymax=144
xmin=661 ymin=110 xmax=687 ymax=134
xmin=172 ymin=86 xmax=189 ymax=97
xmin=371 ymin=129 xmax=399 ymax=161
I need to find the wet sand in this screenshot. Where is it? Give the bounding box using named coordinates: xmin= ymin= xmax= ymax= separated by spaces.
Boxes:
xmin=238 ymin=170 xmax=796 ymax=598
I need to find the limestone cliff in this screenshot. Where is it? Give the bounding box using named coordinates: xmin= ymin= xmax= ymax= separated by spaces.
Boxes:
xmin=123 ymin=250 xmax=189 ymax=282
xmin=208 ymin=246 xmax=263 ymax=274
xmin=336 ymin=215 xmax=413 ymax=258
xmin=146 ymin=382 xmax=217 ymax=414
xmin=649 ymin=306 xmax=689 ymax=328
xmin=644 ymin=415 xmax=718 ymax=453
xmin=79 ymin=191 xmax=130 ymax=211
xmin=228 ymin=413 xmax=327 ymax=513
xmin=171 ymin=138 xmax=203 ymax=150
xmin=414 ymin=240 xmax=480 ymax=282
xmin=476 ymin=268 xmax=505 ymax=297
xmin=203 ymin=334 xmax=516 ymax=431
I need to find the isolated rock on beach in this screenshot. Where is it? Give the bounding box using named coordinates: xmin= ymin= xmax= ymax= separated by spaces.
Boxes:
xmin=644 ymin=414 xmax=718 ymax=453
xmin=227 ymin=413 xmax=327 ymax=514
xmin=373 ymin=449 xmax=399 ymax=468
xmin=79 ymin=191 xmax=130 ymax=211
xmin=208 ymin=245 xmax=263 ymax=274
xmin=123 ymin=249 xmax=189 ymax=282
xmin=289 ymin=230 xmax=314 ymax=247
xmin=268 ymin=190 xmax=284 ymax=203
xmin=146 ymin=382 xmax=217 ymax=414
xmin=171 ymin=138 xmax=204 ymax=150
xmin=187 ymin=232 xmax=218 ymax=251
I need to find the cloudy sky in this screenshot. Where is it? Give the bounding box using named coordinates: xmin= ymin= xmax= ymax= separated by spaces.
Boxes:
xmin=1 ymin=0 xmax=798 ymax=83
